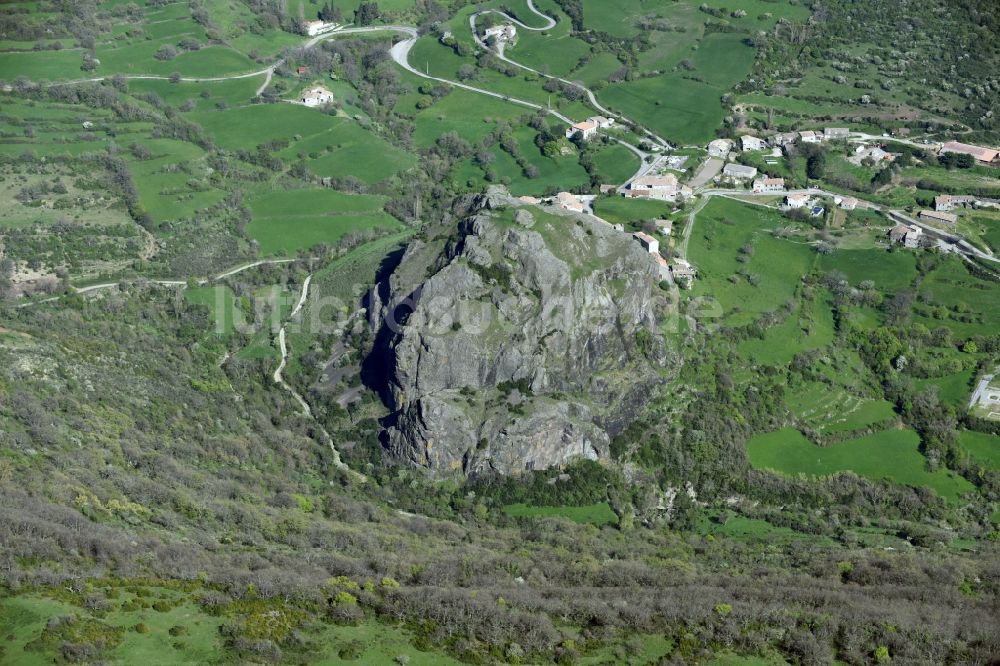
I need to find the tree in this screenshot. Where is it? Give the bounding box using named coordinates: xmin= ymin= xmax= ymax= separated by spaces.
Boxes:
xmin=355 ymin=1 xmax=380 ymax=25
xmin=0 ymin=257 xmax=14 ymax=300
xmin=806 ymin=150 xmax=826 ymax=179
xmin=154 ymin=44 xmax=179 ymax=61
xmin=318 ymin=2 xmax=341 ymax=22
xmin=457 ymin=64 xmax=477 ymax=81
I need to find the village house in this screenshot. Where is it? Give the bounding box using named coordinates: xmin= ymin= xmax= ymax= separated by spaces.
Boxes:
xmin=300 ymin=86 xmax=334 ymax=107
xmin=850 ymin=145 xmax=893 ymax=165
xmin=919 ymin=209 xmax=958 ymax=225
xmin=889 ymin=223 xmax=923 ymax=248
xmin=786 ymin=193 xmax=810 ymax=209
xmin=799 ymin=130 xmax=820 ymax=144
xmin=835 ymin=196 xmax=858 ymax=210
xmin=824 ymin=127 xmax=850 ymax=140
xmin=626 ymin=173 xmax=690 ymax=202
xmin=297 ymin=66 xmax=308 ymax=75
xmin=707 ymin=138 xmax=734 ymax=158
xmin=484 ymin=24 xmax=517 ymax=42
xmin=940 ymin=141 xmax=999 ymax=164
xmin=653 ymin=253 xmax=671 ymax=280
xmin=670 ymin=259 xmax=697 ymax=287
xmin=740 ymin=135 xmax=767 ymax=152
xmin=554 ymin=191 xmax=587 ymax=213
xmin=722 ymin=163 xmax=758 ymax=181
xmin=588 ymin=116 xmax=614 ymax=129
xmin=752 ymin=177 xmax=785 ymax=194
xmin=565 ymin=120 xmax=597 ymax=140
xmin=771 ymin=132 xmax=798 ymax=147
xmin=934 ymin=195 xmax=975 ymax=211
xmin=633 ymin=231 xmax=660 ymax=254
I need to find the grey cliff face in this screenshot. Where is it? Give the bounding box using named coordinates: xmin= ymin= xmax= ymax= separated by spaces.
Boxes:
xmin=367 ymin=187 xmax=667 ymax=476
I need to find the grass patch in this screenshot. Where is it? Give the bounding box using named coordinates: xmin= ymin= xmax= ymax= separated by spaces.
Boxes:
xmin=747 ymin=427 xmax=974 ymax=501
xmin=502 ymin=501 xmax=619 ymax=525
xmin=958 ymin=430 xmax=1000 ymax=471
xmin=247 ymin=189 xmax=400 ymax=255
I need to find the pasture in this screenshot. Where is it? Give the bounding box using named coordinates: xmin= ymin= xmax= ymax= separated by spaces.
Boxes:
xmin=737 ymin=292 xmax=836 ymax=365
xmin=689 ymin=198 xmax=816 ymax=325
xmin=747 ymin=428 xmax=974 ymax=501
xmin=185 ymin=285 xmax=244 ymax=337
xmin=246 ymin=188 xmax=400 ymax=255
xmin=958 ymin=430 xmax=1000 ymax=471
xmin=818 ymin=247 xmax=918 ymax=292
xmin=592 ymin=196 xmax=670 ymax=228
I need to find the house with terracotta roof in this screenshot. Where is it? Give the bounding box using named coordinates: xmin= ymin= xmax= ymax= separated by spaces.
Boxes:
xmin=940 ymin=141 xmax=999 ymax=164
xmin=836 ymin=196 xmax=858 ymax=210
xmin=934 ymin=195 xmax=975 ymax=211
xmin=565 ymin=121 xmax=597 ymax=140
xmin=752 ymin=177 xmax=785 ymax=193
xmin=554 ymin=191 xmax=587 ymax=213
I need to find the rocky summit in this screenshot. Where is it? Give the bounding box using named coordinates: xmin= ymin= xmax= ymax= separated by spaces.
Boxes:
xmin=367 ymin=187 xmax=669 ymax=476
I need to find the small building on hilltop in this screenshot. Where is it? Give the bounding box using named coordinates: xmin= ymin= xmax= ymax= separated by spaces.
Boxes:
xmin=300 ymin=86 xmax=334 ymax=107
xmin=484 ymin=24 xmax=517 ymax=42
xmin=633 ymin=231 xmax=659 ymax=254
xmin=940 ymin=141 xmax=999 ymax=164
xmin=919 ymin=209 xmax=958 ymax=225
xmin=554 ymin=191 xmax=587 ymax=213
xmin=670 ymin=259 xmax=697 ymax=288
xmin=752 ymin=177 xmax=785 ymax=194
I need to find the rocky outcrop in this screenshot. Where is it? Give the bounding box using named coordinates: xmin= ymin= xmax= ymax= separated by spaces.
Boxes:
xmin=367 ymin=187 xmax=668 ymax=476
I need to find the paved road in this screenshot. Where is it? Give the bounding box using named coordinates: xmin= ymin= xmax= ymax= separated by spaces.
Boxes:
xmin=969 ymin=372 xmax=997 ymax=410
xmin=467 ymin=3 xmax=671 ymax=149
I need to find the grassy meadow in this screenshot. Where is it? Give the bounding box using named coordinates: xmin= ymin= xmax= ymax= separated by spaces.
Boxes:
xmin=747 ymin=428 xmax=975 ymax=501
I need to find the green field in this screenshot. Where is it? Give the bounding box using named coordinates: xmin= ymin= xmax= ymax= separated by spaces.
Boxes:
xmin=737 ymin=293 xmax=836 ymax=365
xmin=747 ymin=428 xmax=974 ymax=501
xmin=786 ymin=382 xmax=897 ymax=434
xmin=958 ymin=430 xmax=1000 ymax=471
xmin=185 ymin=285 xmax=244 ymax=337
xmin=593 ymin=196 xmax=670 ymax=228
xmin=819 ymin=246 xmax=918 ymax=292
xmin=247 ymin=189 xmax=400 ymax=255
xmin=689 ymin=199 xmax=816 ymax=325
xmin=502 ymin=502 xmax=619 ymax=525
